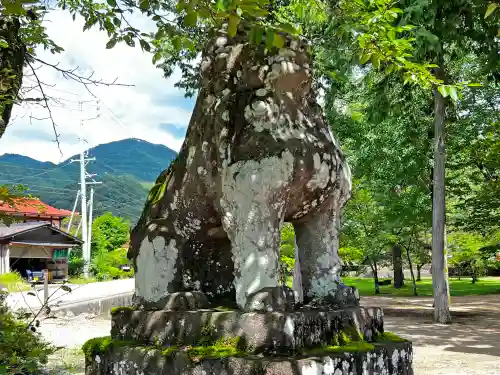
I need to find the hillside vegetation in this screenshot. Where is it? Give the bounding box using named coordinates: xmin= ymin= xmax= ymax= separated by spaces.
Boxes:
xmin=0 ymin=138 xmax=177 ymax=222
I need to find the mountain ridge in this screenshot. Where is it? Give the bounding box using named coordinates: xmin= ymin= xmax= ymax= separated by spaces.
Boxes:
xmin=0 ymin=138 xmax=178 ymax=222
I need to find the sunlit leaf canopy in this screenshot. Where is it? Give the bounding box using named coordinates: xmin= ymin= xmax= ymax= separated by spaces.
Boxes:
xmin=51 ymin=0 xmax=448 ymax=96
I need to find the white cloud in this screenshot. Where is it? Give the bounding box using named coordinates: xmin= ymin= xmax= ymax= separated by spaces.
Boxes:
xmin=0 ymin=9 xmax=194 ymax=163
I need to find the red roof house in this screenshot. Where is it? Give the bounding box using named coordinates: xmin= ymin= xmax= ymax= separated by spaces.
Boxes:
xmin=0 ymin=199 xmax=81 ymax=280
xmin=0 ymin=198 xmax=74 ymax=228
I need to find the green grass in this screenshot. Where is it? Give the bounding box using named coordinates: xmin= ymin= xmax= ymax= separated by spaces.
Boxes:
xmin=342 ymin=276 xmax=500 ymax=297
xmin=0 ymin=272 xmax=30 ymax=292
xmin=68 ymin=276 xmax=98 ymax=285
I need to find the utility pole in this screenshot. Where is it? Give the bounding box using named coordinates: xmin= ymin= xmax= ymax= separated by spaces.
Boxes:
xmin=86 ymin=181 xmax=101 ymax=260
xmin=67 ymin=190 xmax=80 ymax=232
xmin=69 ymin=100 xmax=101 ymax=279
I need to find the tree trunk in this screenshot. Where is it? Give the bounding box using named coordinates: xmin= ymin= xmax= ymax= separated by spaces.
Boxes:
xmin=392 ymin=243 xmax=404 ymax=289
xmin=471 ymin=266 xmax=477 ymax=284
xmin=0 ymin=17 xmax=26 ymax=138
xmin=371 ymin=263 xmax=380 ymax=295
xmin=431 ymin=63 xmax=452 ymax=324
xmin=416 ymin=264 xmax=422 ymax=281
xmin=128 ymin=26 xmax=354 ymax=311
xmin=405 ymin=246 xmax=418 ymax=296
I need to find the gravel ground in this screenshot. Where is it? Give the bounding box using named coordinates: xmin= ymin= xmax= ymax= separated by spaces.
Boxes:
xmin=41 ymin=312 xmax=500 ymax=375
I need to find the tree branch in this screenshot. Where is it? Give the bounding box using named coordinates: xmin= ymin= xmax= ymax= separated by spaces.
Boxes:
xmin=27 ymin=54 xmax=133 ymax=99
xmin=25 ymin=59 xmax=62 ymax=154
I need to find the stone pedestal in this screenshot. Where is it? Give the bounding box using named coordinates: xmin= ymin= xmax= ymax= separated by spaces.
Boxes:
xmin=110 ymin=306 xmax=383 ymax=355
xmin=85 ymin=293 xmax=413 ymax=375
xmin=86 ymin=341 xmax=413 ymax=375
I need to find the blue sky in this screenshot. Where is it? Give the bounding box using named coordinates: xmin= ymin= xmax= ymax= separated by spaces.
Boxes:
xmin=0 ymin=10 xmax=195 ymax=163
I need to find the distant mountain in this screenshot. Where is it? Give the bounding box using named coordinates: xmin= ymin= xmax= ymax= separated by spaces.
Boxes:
xmin=0 ymin=138 xmax=177 ymax=222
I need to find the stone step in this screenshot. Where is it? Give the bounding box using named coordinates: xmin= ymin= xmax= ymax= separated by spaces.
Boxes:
xmin=110 ymin=306 xmax=384 ymax=354
xmin=85 ymin=340 xmax=413 ymax=375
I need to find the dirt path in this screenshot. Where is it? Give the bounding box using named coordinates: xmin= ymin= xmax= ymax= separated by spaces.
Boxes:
xmin=362 ymin=294 xmax=500 ymax=316
xmin=369 ymin=294 xmax=500 ymax=375
xmin=385 ymin=314 xmax=500 ymax=375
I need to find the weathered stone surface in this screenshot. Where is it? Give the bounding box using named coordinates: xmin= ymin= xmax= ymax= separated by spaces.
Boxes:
xmin=244 ymin=285 xmax=296 ymax=312
xmin=133 ymin=291 xmax=209 ymax=311
xmin=128 ymin=21 xmax=352 ymax=311
xmin=111 ymin=306 xmax=384 ymax=354
xmin=86 ymin=341 xmax=413 ymax=375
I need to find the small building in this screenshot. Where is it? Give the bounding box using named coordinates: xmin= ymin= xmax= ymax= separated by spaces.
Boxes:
xmin=0 ymin=199 xmax=82 ymax=281
xmin=0 ymin=198 xmax=73 ymax=228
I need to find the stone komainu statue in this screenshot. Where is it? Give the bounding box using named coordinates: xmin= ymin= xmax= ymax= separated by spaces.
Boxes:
xmin=128 ymin=23 xmax=358 ymax=311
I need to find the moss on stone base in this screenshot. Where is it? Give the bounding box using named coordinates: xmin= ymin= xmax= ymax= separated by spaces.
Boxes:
xmin=83 ymin=331 xmax=409 ymax=366
xmin=303 ymin=341 xmax=375 ymax=356
xmin=82 ymin=337 xmax=139 ymax=362
xmin=110 ymin=306 xmax=136 ymax=315
xmin=83 ymin=334 xmax=245 ymax=364
xmin=375 ymin=331 xmax=408 ymax=343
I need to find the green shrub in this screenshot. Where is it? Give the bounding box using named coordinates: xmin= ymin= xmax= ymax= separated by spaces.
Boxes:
xmin=68 ymin=246 xmax=85 ymax=276
xmin=90 ymin=248 xmax=134 ymax=281
xmin=0 ymin=291 xmax=57 ymax=373
xmin=0 ymin=272 xmax=29 ymax=292
xmin=91 ymin=213 xmax=130 ymax=253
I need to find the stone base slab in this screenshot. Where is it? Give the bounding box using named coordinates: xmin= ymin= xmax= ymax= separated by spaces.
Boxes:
xmin=111 ymin=306 xmax=384 ymax=354
xmin=86 ymin=341 xmax=413 ymax=375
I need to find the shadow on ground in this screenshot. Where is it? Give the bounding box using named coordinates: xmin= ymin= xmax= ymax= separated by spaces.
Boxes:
xmin=383 ymin=312 xmax=500 ymax=357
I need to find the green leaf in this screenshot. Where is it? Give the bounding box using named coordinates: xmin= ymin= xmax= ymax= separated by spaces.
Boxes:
xmin=273 ymin=33 xmax=285 ymax=48
xmin=448 ymin=86 xmax=459 ymax=102
xmin=152 ymin=182 xmax=167 ymax=204
xmin=0 ymin=39 xmax=8 ymax=49
xmin=370 ymin=54 xmax=380 ymax=69
xmin=387 ymin=30 xmax=396 ymax=40
xmin=112 ymin=17 xmax=121 ymax=27
xmin=176 ymin=0 xmax=187 ymax=11
xmin=228 ymin=14 xmax=241 ymax=37
xmin=172 ymin=36 xmax=182 ymax=51
xmin=140 ymin=39 xmax=151 ymax=52
xmin=437 ymin=85 xmax=449 ymax=98
xmin=359 ymin=53 xmax=371 ymax=64
xmin=152 ymin=52 xmax=162 ymax=64
xmin=266 ymin=30 xmax=275 ymax=49
xmin=106 ymin=38 xmax=118 ymax=49
xmin=485 ymin=3 xmax=498 ymax=18
xmin=184 ymin=11 xmax=198 ymax=27
xmin=2 ymin=0 xmax=26 ymax=15
xmin=277 ymin=23 xmax=297 ymax=34
xmin=139 ymin=0 xmax=149 ymax=10
xmin=124 ymin=35 xmax=135 ymax=47
xmin=106 ymin=0 xmax=117 ymax=6
xmin=251 ymin=26 xmax=264 ymax=44
xmin=61 ymin=285 xmax=72 ymax=292
xmin=216 ymin=0 xmax=227 ymax=11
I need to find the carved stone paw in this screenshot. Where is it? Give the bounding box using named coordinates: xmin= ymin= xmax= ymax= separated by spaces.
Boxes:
xmin=244 ymin=286 xmax=296 ymax=312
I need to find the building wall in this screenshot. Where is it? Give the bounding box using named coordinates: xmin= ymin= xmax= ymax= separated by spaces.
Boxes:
xmin=0 ymin=244 xmax=10 ymax=275
xmin=13 ymin=228 xmax=74 ymax=245
xmin=21 ymin=216 xmax=62 ymax=228
xmin=9 ymin=245 xmax=52 ymax=259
